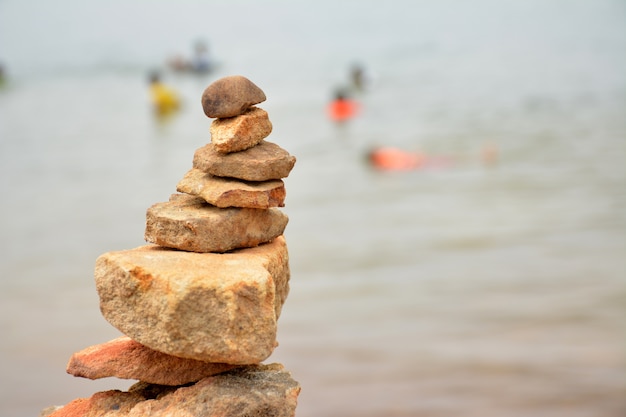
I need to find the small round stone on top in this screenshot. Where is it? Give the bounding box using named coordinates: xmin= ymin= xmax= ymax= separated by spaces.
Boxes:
xmin=201 ymin=75 xmax=267 ymax=119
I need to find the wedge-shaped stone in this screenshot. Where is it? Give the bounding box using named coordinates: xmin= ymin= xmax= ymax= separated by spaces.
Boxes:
xmin=193 ymin=140 xmax=296 ymax=181
xmin=95 ymin=237 xmax=290 ymax=364
xmin=44 ymin=364 xmax=300 ymax=417
xmin=201 ymin=75 xmax=266 ymax=119
xmin=67 ymin=336 xmax=239 ymax=385
xmin=176 ymin=168 xmax=285 ymax=209
xmin=210 ymin=107 xmax=272 ymax=154
xmin=145 ymin=193 xmax=288 ymax=253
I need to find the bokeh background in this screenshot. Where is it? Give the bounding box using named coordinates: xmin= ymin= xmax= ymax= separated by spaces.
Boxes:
xmin=1 ymin=0 xmax=624 ymax=416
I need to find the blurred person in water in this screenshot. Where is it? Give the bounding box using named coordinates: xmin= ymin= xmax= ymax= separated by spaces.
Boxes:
xmin=190 ymin=40 xmax=212 ymax=73
xmin=167 ymin=40 xmax=214 ymax=74
xmin=327 ymin=88 xmax=359 ymax=123
xmin=367 ymin=147 xmax=431 ymax=171
xmin=0 ymin=63 xmax=6 ymax=87
xmin=367 ymin=142 xmax=498 ymax=171
xmin=148 ymin=71 xmax=180 ymax=115
xmin=349 ymin=62 xmax=374 ymax=93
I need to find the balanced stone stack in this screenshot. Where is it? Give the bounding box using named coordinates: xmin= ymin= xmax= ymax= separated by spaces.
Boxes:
xmin=42 ymin=75 xmax=300 ymax=417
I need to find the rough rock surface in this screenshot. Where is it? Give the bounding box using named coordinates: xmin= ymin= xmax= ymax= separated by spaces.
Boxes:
xmin=44 ymin=390 xmax=147 ymax=417
xmin=95 ymin=236 xmax=290 ymax=364
xmin=46 ymin=364 xmax=300 ymax=417
xmin=145 ymin=193 xmax=288 ymax=253
xmin=193 ymin=140 xmax=296 ymax=181
xmin=176 ymin=168 xmax=286 ymax=208
xmin=201 ymin=75 xmax=266 ymax=119
xmin=210 ymin=106 xmax=272 ymax=154
xmin=67 ymin=336 xmax=239 ymax=385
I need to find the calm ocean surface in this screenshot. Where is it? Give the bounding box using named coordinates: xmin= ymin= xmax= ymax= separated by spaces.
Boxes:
xmin=1 ymin=0 xmax=625 ymax=416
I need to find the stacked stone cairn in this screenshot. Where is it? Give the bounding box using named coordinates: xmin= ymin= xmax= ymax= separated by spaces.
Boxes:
xmin=42 ymin=75 xmax=300 ymax=417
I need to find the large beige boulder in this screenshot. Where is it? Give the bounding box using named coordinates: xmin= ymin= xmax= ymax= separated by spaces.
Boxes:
xmin=145 ymin=193 xmax=288 ymax=253
xmin=67 ymin=336 xmax=239 ymax=385
xmin=95 ymin=236 xmax=290 ymax=364
xmin=176 ymin=168 xmax=285 ymax=208
xmin=193 ymin=140 xmax=296 ymax=181
xmin=45 ymin=364 xmax=300 ymax=417
xmin=210 ymin=106 xmax=272 ymax=154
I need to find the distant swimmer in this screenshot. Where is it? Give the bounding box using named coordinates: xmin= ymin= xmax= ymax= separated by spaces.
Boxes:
xmin=190 ymin=40 xmax=212 ymax=73
xmin=368 ymin=147 xmax=424 ymax=170
xmin=0 ymin=63 xmax=6 ymax=88
xmin=349 ymin=62 xmax=370 ymax=92
xmin=148 ymin=72 xmax=180 ymax=115
xmin=367 ymin=147 xmax=454 ymax=171
xmin=327 ymin=89 xmax=359 ymax=123
xmin=167 ymin=40 xmax=214 ymax=74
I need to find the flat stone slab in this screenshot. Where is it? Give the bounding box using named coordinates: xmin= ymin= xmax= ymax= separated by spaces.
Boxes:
xmin=210 ymin=106 xmax=272 ymax=154
xmin=145 ymin=193 xmax=288 ymax=253
xmin=67 ymin=336 xmax=239 ymax=385
xmin=95 ymin=236 xmax=290 ymax=364
xmin=193 ymin=140 xmax=296 ymax=181
xmin=201 ymin=75 xmax=266 ymax=119
xmin=43 ymin=364 xmax=300 ymax=417
xmin=176 ymin=168 xmax=286 ymax=209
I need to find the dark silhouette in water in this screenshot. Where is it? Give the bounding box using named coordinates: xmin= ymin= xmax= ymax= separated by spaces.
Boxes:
xmin=350 ymin=63 xmax=365 ymax=91
xmin=0 ymin=63 xmax=6 ymax=88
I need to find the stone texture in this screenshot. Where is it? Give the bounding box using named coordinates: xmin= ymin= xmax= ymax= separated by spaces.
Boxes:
xmin=210 ymin=106 xmax=272 ymax=154
xmin=67 ymin=336 xmax=239 ymax=385
xmin=44 ymin=390 xmax=147 ymax=417
xmin=201 ymin=75 xmax=266 ymax=119
xmin=38 ymin=406 xmax=62 ymax=417
xmin=95 ymin=236 xmax=290 ymax=364
xmin=176 ymin=168 xmax=286 ymax=209
xmin=46 ymin=364 xmax=300 ymax=417
xmin=193 ymin=140 xmax=296 ymax=181
xmin=145 ymin=193 xmax=288 ymax=253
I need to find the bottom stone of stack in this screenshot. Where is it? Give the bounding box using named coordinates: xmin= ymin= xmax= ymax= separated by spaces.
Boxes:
xmin=66 ymin=336 xmax=239 ymax=386
xmin=42 ymin=363 xmax=300 ymax=417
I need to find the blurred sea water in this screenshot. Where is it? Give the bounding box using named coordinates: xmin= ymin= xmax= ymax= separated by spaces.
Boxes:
xmin=0 ymin=0 xmax=624 ymax=416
